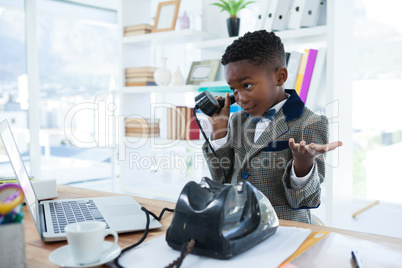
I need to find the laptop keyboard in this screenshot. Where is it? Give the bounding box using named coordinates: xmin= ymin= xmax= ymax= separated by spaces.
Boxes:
xmin=49 ymin=200 xmax=109 ymax=233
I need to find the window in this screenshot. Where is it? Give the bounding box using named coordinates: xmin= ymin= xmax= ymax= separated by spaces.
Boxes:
xmin=0 ymin=0 xmax=119 ymax=185
xmin=0 ymin=2 xmax=28 ymax=170
xmin=353 ymin=0 xmax=402 ymax=204
xmin=36 ymin=0 xmax=119 ymax=185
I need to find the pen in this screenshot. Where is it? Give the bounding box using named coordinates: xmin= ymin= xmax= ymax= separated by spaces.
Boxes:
xmin=351 ymin=250 xmax=365 ymax=268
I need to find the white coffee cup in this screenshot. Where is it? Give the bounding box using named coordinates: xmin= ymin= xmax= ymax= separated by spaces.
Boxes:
xmin=65 ymin=221 xmax=118 ymax=265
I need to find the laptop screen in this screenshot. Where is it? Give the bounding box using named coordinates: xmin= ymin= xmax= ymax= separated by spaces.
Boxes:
xmin=0 ymin=120 xmax=40 ymax=233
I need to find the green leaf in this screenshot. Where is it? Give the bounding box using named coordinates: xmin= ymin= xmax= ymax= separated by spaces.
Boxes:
xmin=217 ymin=0 xmax=231 ymax=10
xmin=238 ymin=1 xmax=256 ymax=11
xmin=220 ymin=0 xmax=233 ymax=15
xmin=210 ymin=0 xmax=255 ymax=17
xmin=232 ymin=0 xmax=244 ymax=11
xmin=211 ymin=2 xmax=227 ymax=13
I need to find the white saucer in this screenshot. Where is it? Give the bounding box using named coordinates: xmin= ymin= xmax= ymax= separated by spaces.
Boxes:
xmin=49 ymin=241 xmax=121 ymax=268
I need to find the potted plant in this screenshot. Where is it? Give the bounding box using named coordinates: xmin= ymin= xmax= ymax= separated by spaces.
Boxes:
xmin=211 ymin=0 xmax=255 ymax=37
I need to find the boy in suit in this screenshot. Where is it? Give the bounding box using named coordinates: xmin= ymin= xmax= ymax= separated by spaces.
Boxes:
xmin=202 ymin=30 xmax=342 ymax=223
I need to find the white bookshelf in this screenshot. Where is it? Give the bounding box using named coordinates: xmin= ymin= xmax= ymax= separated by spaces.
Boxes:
xmin=196 ymin=26 xmax=327 ymax=51
xmin=122 ymin=29 xmax=218 ymax=47
xmin=124 ymin=137 xmax=205 ymax=149
xmin=117 ymin=1 xmax=354 ymax=226
xmin=118 ymin=0 xmax=332 ymax=197
xmin=119 ymin=85 xmax=199 ymax=94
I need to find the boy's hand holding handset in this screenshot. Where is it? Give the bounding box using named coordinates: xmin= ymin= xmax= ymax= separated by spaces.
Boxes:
xmin=209 ymin=93 xmax=232 ymax=140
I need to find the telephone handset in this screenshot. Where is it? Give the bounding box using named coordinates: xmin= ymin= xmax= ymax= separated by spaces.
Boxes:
xmin=194 ymin=91 xmax=235 ymax=117
xmin=193 ymin=90 xmax=235 ymax=182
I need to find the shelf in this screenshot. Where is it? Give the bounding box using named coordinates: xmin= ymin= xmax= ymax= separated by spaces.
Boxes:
xmin=198 ymin=86 xmax=231 ymax=93
xmin=124 ymin=137 xmax=204 ymax=149
xmin=122 ymin=29 xmax=219 ymax=47
xmin=195 ymin=26 xmax=327 ymax=51
xmin=119 ymin=85 xmax=199 ymax=94
xmin=195 ymin=36 xmax=237 ymax=51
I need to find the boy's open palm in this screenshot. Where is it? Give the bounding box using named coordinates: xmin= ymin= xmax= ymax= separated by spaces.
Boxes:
xmin=289 ymin=138 xmax=343 ymax=177
xmin=289 ymin=138 xmax=343 ymax=159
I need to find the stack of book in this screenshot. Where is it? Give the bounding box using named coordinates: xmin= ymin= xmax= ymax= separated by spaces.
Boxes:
xmin=125 ymin=118 xmax=160 ymax=137
xmin=167 ymin=106 xmax=199 ymax=140
xmin=125 ymin=67 xmax=157 ymax=87
xmin=123 ymin=24 xmax=152 ymax=37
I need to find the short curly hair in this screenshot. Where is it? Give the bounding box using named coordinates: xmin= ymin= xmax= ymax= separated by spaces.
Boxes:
xmin=221 ymin=30 xmax=285 ymax=72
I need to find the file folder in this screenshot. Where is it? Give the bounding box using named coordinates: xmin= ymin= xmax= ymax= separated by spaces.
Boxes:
xmin=295 ymin=49 xmax=309 ymax=95
xmin=315 ymin=0 xmax=327 ymax=26
xmin=300 ymin=0 xmax=322 ymax=27
xmin=272 ymin=0 xmax=293 ymax=31
xmin=287 ymin=0 xmax=305 ymax=29
xmin=264 ymin=0 xmax=293 ymax=31
xmin=305 ymin=47 xmax=326 ymax=109
xmin=286 ymin=231 xmax=402 ymax=267
xmin=284 ymin=51 xmax=302 ymax=90
xmin=263 ymin=0 xmax=278 ymax=31
xmin=279 ymin=231 xmax=329 ymax=267
xmin=285 ymin=52 xmax=291 ymax=66
xmin=299 ymin=49 xmax=318 ymax=103
xmin=288 ymin=0 xmax=327 ymax=29
xmin=254 ymin=0 xmax=271 ymax=30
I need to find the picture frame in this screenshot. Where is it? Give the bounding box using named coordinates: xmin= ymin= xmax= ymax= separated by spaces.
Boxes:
xmin=152 ymin=0 xmax=181 ymax=33
xmin=186 ymin=60 xmax=221 ymax=85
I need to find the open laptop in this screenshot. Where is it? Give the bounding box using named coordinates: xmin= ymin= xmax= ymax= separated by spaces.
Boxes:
xmin=0 ymin=119 xmax=161 ymax=242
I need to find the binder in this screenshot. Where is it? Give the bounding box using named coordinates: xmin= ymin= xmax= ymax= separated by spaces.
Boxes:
xmin=305 ymin=47 xmax=326 ymax=109
xmin=263 ymin=0 xmax=279 ymax=31
xmin=284 ymin=51 xmax=302 ymax=90
xmin=315 ymin=0 xmax=327 ymax=26
xmin=285 ymin=52 xmax=291 ymax=67
xmin=271 ymin=0 xmax=293 ymax=31
xmin=287 ymin=0 xmax=305 ymax=29
xmin=288 ymin=0 xmax=326 ymax=29
xmin=294 ymin=49 xmax=309 ymax=95
xmin=254 ymin=0 xmax=271 ymax=30
xmin=264 ymin=0 xmax=293 ymax=31
xmin=299 ymin=49 xmax=318 ymax=103
xmin=300 ymin=0 xmax=322 ymax=27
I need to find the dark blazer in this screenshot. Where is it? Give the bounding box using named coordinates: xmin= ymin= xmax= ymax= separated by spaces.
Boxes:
xmin=203 ymin=90 xmax=329 ymax=223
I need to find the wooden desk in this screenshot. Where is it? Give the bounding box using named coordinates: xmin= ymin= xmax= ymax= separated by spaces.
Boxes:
xmin=24 ymin=185 xmax=402 ymax=268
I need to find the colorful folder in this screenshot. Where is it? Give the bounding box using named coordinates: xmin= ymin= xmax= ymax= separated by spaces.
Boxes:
xmin=299 ymin=49 xmax=318 ymax=103
xmin=295 ymin=49 xmax=309 ymax=95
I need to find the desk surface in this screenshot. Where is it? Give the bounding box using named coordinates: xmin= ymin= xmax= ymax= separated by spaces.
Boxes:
xmin=24 ymin=185 xmax=402 ymax=268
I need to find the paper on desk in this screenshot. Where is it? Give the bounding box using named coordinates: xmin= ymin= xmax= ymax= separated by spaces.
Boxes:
xmin=291 ymin=232 xmax=402 ymax=268
xmin=118 ymin=226 xmax=311 ymax=268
